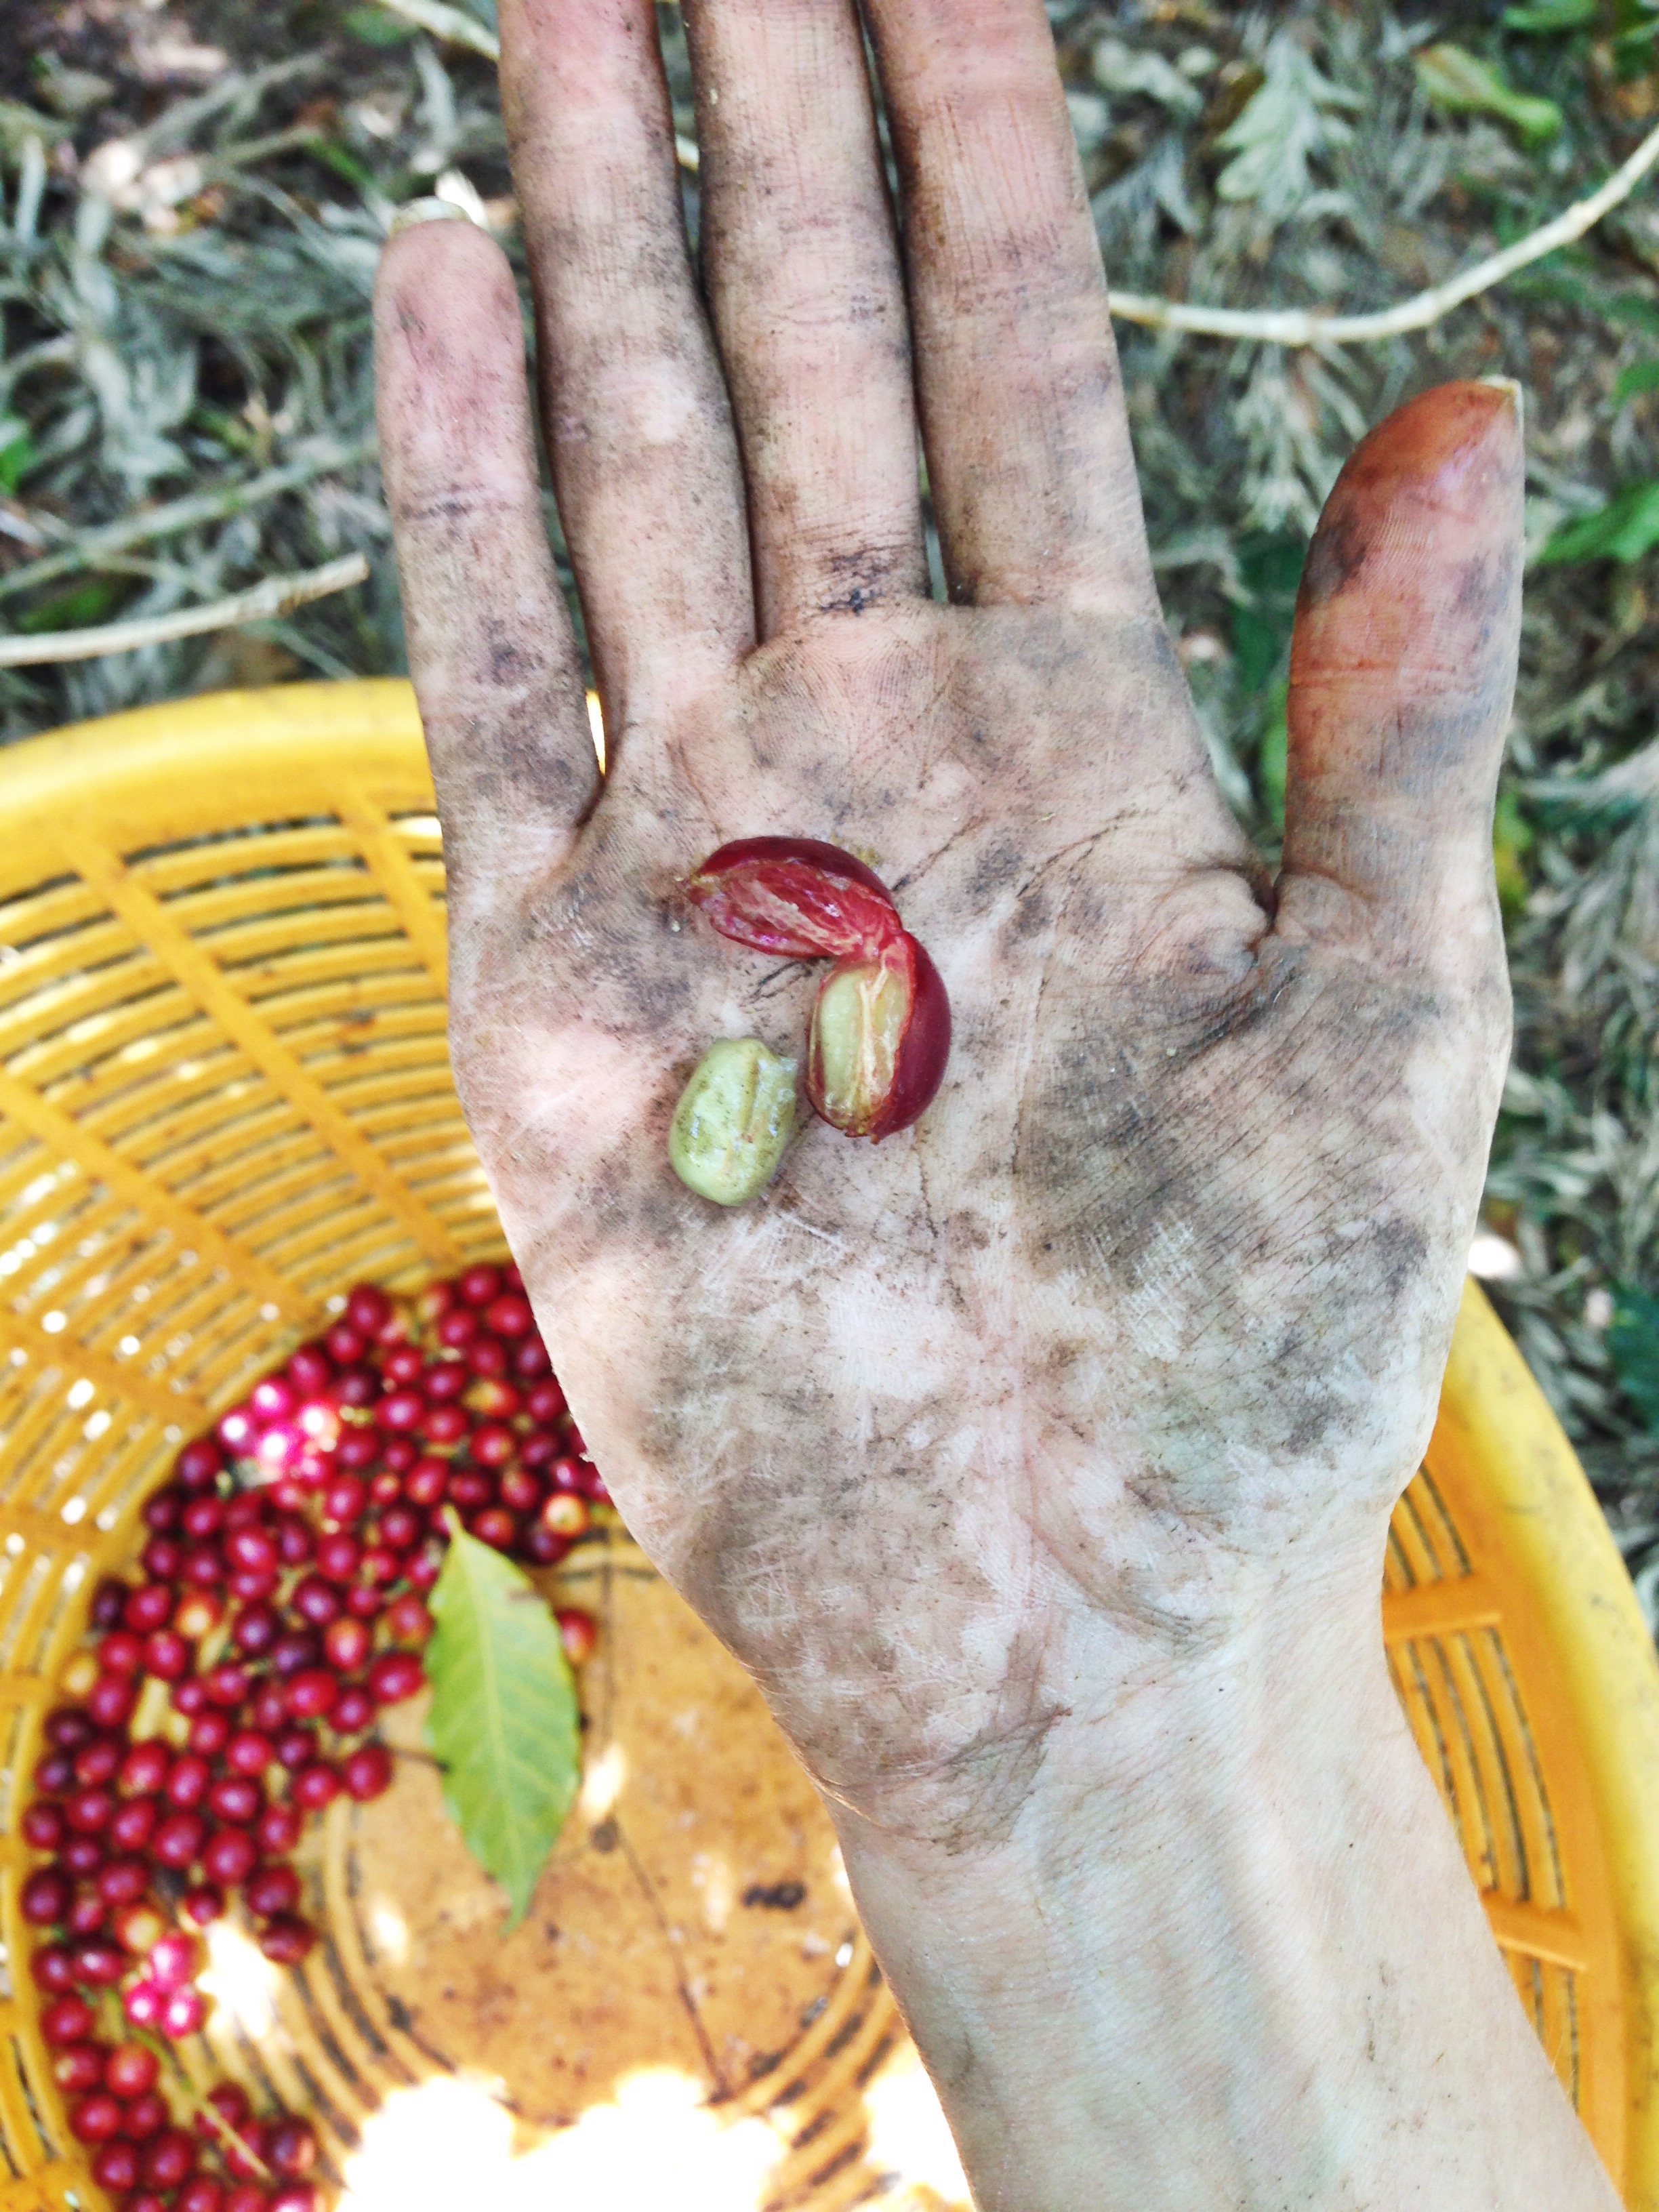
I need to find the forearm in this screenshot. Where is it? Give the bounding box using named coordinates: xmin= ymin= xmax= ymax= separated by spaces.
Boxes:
xmin=834 ymin=1579 xmax=1619 ymax=2212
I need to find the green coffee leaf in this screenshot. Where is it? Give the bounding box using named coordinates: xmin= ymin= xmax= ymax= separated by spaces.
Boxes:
xmin=1616 ymin=360 xmax=1659 ymax=404
xmin=1502 ymin=0 xmax=1599 ymax=28
xmin=1535 ymin=482 xmax=1659 ymax=566
xmin=344 ymin=6 xmax=418 ymax=45
xmin=426 ymin=1521 xmax=580 ymax=1929
xmin=1608 ymin=1288 xmax=1659 ymax=1434
xmin=1493 ymin=789 xmax=1534 ymax=920
xmin=1214 ymin=32 xmax=1361 ymax=222
xmin=1414 ymin=45 xmax=1563 ymax=145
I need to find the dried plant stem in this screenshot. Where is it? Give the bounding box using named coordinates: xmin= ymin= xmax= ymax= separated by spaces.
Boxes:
xmin=1112 ymin=115 xmax=1659 ymax=344
xmin=372 ymin=0 xmax=700 ymax=169
xmin=0 ymin=436 xmax=377 ymax=606
xmin=0 ymin=553 xmax=368 ymax=666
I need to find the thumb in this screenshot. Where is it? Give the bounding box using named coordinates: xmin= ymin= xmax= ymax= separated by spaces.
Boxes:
xmin=1277 ymin=379 xmax=1523 ymax=970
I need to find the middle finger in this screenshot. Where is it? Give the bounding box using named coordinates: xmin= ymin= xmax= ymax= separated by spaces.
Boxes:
xmin=687 ymin=0 xmax=929 ymax=637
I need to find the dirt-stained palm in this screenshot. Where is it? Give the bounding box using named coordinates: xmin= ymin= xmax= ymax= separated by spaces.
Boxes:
xmin=373 ymin=0 xmax=1521 ymax=1850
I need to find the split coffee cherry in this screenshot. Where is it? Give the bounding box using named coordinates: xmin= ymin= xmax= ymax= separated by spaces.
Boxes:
xmin=685 ymin=837 xmax=951 ymax=1144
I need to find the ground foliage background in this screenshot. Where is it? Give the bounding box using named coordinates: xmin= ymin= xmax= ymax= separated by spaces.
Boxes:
xmin=8 ymin=0 xmax=1659 ymax=1614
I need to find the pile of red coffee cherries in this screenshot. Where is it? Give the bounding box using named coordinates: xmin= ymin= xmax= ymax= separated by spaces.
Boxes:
xmin=18 ymin=1262 xmax=604 ymax=2212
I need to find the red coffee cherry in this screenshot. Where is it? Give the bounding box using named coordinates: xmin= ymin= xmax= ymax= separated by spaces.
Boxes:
xmin=142 ymin=1629 xmax=190 ymax=1681
xmin=178 ymin=2175 xmax=228 ymax=2212
xmin=69 ymin=2089 xmax=124 ymax=2141
xmin=165 ymin=1755 xmax=212 ymax=1811
xmin=119 ymin=1740 xmax=170 ymax=1797
xmin=183 ymin=1883 xmax=227 ymax=1926
xmin=98 ymin=1630 xmax=145 ymax=1677
xmin=91 ymin=2139 xmax=140 ymax=2192
xmin=104 ymin=2041 xmax=159 ymax=2098
xmin=123 ymin=2085 xmax=169 ymax=2139
xmin=97 ymin=1856 xmax=149 ymax=1908
xmin=243 ymin=1862 xmax=301 ymax=1919
xmin=341 ymin=1744 xmax=394 ymax=1802
xmin=41 ymin=1993 xmax=96 ymax=2044
xmin=208 ymin=1775 xmax=262 ymax=1827
xmin=266 ymin=2118 xmax=319 ymax=2179
xmin=125 ymin=1584 xmax=174 ymax=1635
xmin=258 ymin=1914 xmax=317 ymax=1967
xmin=140 ymin=2127 xmax=198 ymax=2189
xmin=147 ymin=1930 xmax=200 ymax=1992
xmin=52 ymin=2042 xmax=105 ymax=2093
xmin=110 ymin=1797 xmax=159 ymax=1853
xmin=558 ymin=1609 xmax=598 ymax=1666
xmin=159 ymin=1984 xmax=209 ymax=2038
xmin=225 ymin=1730 xmax=276 ymax=1778
xmin=255 ymin=1801 xmax=303 ymax=1856
xmin=367 ymin=1653 xmax=424 ymax=1707
xmin=152 ymin=1811 xmax=207 ymax=1869
xmin=203 ymin=1828 xmax=259 ymax=1886
xmin=322 ymin=1618 xmax=370 ymax=1673
xmin=20 ymin=1868 xmax=70 ymax=1925
xmin=69 ymin=1936 xmax=126 ymax=1986
xmin=290 ymin=1765 xmax=340 ymax=1812
xmin=332 ymin=1685 xmax=375 ymax=1734
xmin=188 ymin=1711 xmax=232 ymax=1759
xmin=285 ymin=1670 xmax=338 ymax=1721
xmin=22 ymin=1801 xmax=65 ymax=1850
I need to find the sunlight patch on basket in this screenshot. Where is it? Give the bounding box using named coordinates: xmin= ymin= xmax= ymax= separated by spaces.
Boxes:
xmin=339 ymin=2069 xmax=784 ymax=2212
xmin=199 ymin=1919 xmax=282 ymax=2040
xmin=863 ymin=2045 xmax=970 ymax=2209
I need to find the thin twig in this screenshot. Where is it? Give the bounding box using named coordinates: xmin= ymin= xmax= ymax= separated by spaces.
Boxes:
xmin=1112 ymin=115 xmax=1659 ymax=345
xmin=0 ymin=435 xmax=377 ymax=605
xmin=0 ymin=553 xmax=369 ymax=666
xmin=372 ymin=0 xmax=700 ymax=170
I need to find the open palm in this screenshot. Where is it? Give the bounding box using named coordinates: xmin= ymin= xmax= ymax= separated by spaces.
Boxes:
xmin=375 ymin=0 xmax=1521 ymax=1849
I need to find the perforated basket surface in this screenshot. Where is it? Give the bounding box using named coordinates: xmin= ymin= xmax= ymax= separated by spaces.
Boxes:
xmin=1 ymin=682 xmax=1658 ymax=2211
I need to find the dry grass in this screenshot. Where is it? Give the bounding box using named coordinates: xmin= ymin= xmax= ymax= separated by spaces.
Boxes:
xmin=7 ymin=0 xmax=1659 ymax=1610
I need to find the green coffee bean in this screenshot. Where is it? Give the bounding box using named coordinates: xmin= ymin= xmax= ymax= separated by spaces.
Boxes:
xmin=669 ymin=1038 xmax=798 ymax=1206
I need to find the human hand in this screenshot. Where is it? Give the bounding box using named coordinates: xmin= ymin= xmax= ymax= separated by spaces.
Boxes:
xmin=373 ymin=0 xmax=1520 ymax=1852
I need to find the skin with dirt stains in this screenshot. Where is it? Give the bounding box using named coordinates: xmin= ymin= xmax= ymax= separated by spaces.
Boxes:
xmin=374 ymin=4 xmax=1620 ymax=2207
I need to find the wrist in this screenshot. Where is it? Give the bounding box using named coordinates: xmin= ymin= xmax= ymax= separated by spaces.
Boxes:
xmin=829 ymin=1576 xmax=1612 ymax=2212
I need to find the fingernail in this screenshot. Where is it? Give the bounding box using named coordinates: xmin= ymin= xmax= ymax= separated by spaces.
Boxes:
xmin=388 ymin=197 xmax=472 ymax=239
xmin=1478 ymin=374 xmax=1525 ymax=426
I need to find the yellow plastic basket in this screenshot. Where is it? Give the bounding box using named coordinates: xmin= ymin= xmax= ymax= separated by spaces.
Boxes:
xmin=1 ymin=681 xmax=1658 ymax=2209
